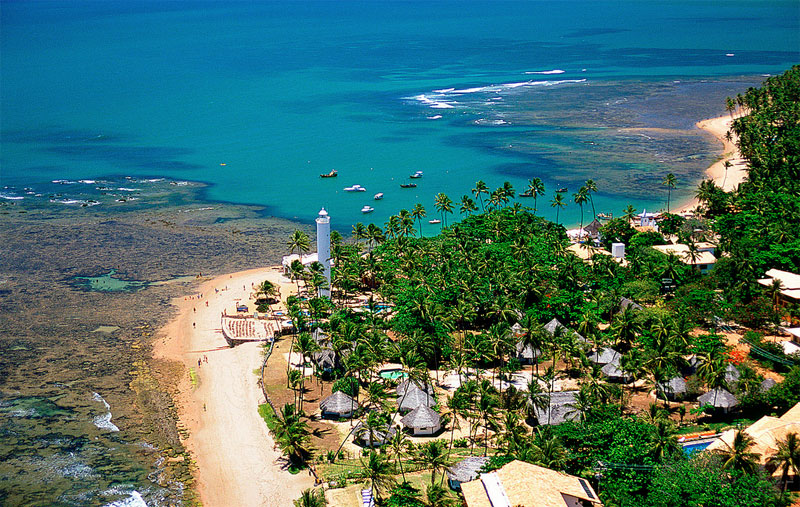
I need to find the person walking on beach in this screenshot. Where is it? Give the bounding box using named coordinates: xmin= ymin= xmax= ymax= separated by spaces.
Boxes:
xmin=197 ymin=358 xmax=201 ymax=367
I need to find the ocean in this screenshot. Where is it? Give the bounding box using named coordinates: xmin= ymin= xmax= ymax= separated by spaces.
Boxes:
xmin=1 ymin=1 xmax=798 ymax=505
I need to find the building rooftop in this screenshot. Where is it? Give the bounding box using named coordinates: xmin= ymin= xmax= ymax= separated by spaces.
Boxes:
xmin=531 ymin=390 xmax=580 ymax=426
xmin=460 ymin=460 xmax=602 ymax=507
xmin=447 ymin=456 xmax=490 ymax=485
xmin=706 ymin=402 xmax=800 ymax=478
xmin=652 ymin=244 xmax=717 ymax=266
xmin=319 ymin=390 xmax=358 ymax=415
xmin=400 ymin=404 xmax=440 ymax=429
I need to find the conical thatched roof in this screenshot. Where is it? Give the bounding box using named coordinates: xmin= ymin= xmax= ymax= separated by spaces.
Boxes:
xmin=657 ymin=376 xmax=687 ymax=396
xmin=584 ymin=218 xmax=603 ymax=238
xmin=543 ymin=318 xmax=587 ymax=344
xmin=401 ymin=404 xmax=440 ymax=429
xmin=353 ymin=422 xmax=396 ymax=447
xmin=588 ymin=347 xmax=620 ymax=365
xmin=516 ymin=342 xmax=541 ymax=361
xmin=601 ymin=358 xmax=629 ymax=381
xmin=396 ymin=379 xmax=434 ymax=396
xmin=698 ymin=388 xmax=738 ymax=409
xmin=725 ymin=364 xmax=741 ymax=384
xmin=447 ymin=456 xmax=490 ymax=484
xmin=397 ymin=386 xmax=435 ymax=411
xmin=619 ymin=297 xmax=643 ymax=312
xmin=313 ymin=348 xmax=337 ymax=370
xmin=530 ymin=391 xmax=579 ymax=426
xmin=760 ymin=378 xmax=777 ymax=392
xmin=320 ymin=390 xmax=358 ymax=415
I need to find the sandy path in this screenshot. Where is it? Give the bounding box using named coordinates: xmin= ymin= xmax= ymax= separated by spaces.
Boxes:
xmin=675 ymin=113 xmax=747 ymax=213
xmin=154 ymin=266 xmax=313 ymax=506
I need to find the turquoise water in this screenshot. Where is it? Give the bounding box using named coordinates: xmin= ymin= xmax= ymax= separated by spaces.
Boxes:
xmin=682 ymin=439 xmax=715 ymax=455
xmin=2 ymin=1 xmax=798 ymax=230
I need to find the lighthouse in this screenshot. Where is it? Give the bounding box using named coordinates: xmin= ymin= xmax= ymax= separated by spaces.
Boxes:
xmin=315 ymin=208 xmax=331 ymax=297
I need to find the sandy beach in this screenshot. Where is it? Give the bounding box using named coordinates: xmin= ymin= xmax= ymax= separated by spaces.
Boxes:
xmin=675 ymin=113 xmax=747 ymax=213
xmin=154 ymin=267 xmax=313 ymax=506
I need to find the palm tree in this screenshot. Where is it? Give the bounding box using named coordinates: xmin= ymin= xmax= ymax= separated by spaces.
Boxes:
xmin=472 ymin=180 xmax=488 ymax=211
xmin=293 ymin=488 xmax=326 ymax=507
xmin=352 ymin=222 xmax=367 ymax=247
xmin=459 ymin=195 xmax=478 ymax=216
xmin=766 ymin=432 xmax=800 ymax=497
xmin=412 ymin=203 xmax=427 ymax=237
xmin=416 ymin=439 xmax=452 ymax=486
xmin=584 ymin=179 xmax=598 ymax=219
xmin=288 ymin=229 xmax=311 ymax=257
xmin=550 ymin=193 xmax=566 ymax=225
xmin=717 ymin=430 xmax=761 ymax=474
xmin=387 ymin=427 xmax=412 ymax=482
xmin=527 ymin=428 xmax=567 ymax=470
xmin=526 ymin=177 xmax=545 ymax=215
xmin=623 ymin=204 xmax=637 ymax=223
xmin=650 ymin=420 xmax=680 ymax=462
xmin=425 ymin=484 xmax=458 ymax=507
xmin=274 ymin=403 xmax=313 ymax=468
xmin=573 ymin=186 xmax=589 ymax=236
xmin=434 ymin=193 xmax=454 ymax=227
xmin=722 ymin=159 xmax=732 ymax=189
xmin=361 ymin=450 xmax=396 ymax=502
xmin=662 ymin=173 xmax=677 ymax=212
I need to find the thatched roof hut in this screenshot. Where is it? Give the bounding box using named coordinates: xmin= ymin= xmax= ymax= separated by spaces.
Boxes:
xmin=760 ymin=378 xmax=777 ymax=392
xmin=725 ymin=363 xmax=741 ymax=384
xmin=601 ymin=358 xmax=630 ymax=383
xmin=588 ymin=347 xmax=620 ymax=366
xmin=531 ymin=390 xmax=580 ymax=426
xmin=353 ymin=422 xmax=396 ymax=447
xmin=319 ymin=390 xmax=359 ymax=418
xmin=396 ymin=379 xmax=434 ymax=396
xmin=657 ymin=376 xmax=687 ymax=401
xmin=400 ymin=405 xmax=441 ymax=436
xmin=516 ymin=342 xmax=542 ymax=364
xmin=619 ymin=297 xmax=643 ymax=312
xmin=447 ymin=456 xmax=489 ymax=491
xmin=313 ymin=348 xmax=337 ymax=372
xmin=543 ymin=318 xmax=587 ymax=344
xmin=397 ymin=386 xmax=435 ymax=412
xmin=698 ymin=388 xmax=739 ymax=410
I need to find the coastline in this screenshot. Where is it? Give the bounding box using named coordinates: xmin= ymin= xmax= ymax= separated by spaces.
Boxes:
xmin=154 ymin=266 xmax=313 ymax=506
xmin=674 ymin=113 xmax=747 ymax=214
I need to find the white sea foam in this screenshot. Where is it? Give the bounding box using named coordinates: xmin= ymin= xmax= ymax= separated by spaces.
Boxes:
xmin=143 ymin=178 xmax=165 ymax=183
xmin=50 ymin=199 xmax=84 ymax=205
xmin=104 ymin=490 xmax=148 ymax=507
xmin=427 ymin=115 xmax=443 ymax=120
xmin=0 ymin=193 xmax=24 ymax=200
xmin=524 ymin=69 xmax=565 ymax=75
xmin=116 ymin=187 xmax=140 ymax=192
xmin=78 ymin=179 xmax=96 ymax=184
xmin=52 ymin=179 xmax=77 ymax=184
xmin=92 ymin=393 xmax=120 ymax=432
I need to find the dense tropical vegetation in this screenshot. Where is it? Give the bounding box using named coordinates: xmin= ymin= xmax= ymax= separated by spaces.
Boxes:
xmin=274 ymin=67 xmax=800 ymax=506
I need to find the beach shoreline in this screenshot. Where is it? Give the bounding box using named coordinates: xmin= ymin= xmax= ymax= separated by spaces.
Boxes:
xmin=153 ymin=266 xmax=313 ymax=506
xmin=674 ymin=113 xmax=747 ymax=214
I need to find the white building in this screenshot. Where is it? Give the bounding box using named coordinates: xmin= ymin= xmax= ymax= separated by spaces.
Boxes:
xmin=316 ymin=208 xmax=331 ymax=297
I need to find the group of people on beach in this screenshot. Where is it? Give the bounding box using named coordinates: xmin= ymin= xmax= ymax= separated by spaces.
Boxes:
xmin=197 ymin=355 xmax=208 ymax=367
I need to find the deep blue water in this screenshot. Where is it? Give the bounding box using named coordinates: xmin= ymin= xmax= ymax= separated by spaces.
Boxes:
xmin=2 ymin=1 xmax=798 ymax=230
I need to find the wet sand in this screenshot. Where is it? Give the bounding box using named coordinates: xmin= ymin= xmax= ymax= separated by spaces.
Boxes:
xmin=675 ymin=113 xmax=747 ymax=213
xmin=154 ymin=266 xmax=313 ymax=506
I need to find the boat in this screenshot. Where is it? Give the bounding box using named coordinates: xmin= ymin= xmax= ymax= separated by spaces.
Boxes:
xmin=320 ymin=169 xmax=338 ymax=178
xmin=400 ymin=183 xmax=417 ymax=189
xmin=409 ymin=170 xmax=423 ymax=179
xmin=374 ymin=193 xmax=384 ymax=200
xmin=519 ymin=192 xmax=533 ymax=198
xmin=361 ymin=205 xmax=375 ymax=214
xmin=557 ymin=187 xmax=568 ymax=193
xmin=429 ymin=219 xmax=441 ymax=224
xmin=344 ymin=185 xmax=366 ymax=192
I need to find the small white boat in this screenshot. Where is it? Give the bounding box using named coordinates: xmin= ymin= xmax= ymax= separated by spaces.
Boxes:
xmin=429 ymin=219 xmax=441 ymax=224
xmin=361 ymin=205 xmax=375 ymax=213
xmin=410 ymin=170 xmax=423 ymax=179
xmin=374 ymin=193 xmax=384 ymax=200
xmin=344 ymin=184 xmax=366 ymax=192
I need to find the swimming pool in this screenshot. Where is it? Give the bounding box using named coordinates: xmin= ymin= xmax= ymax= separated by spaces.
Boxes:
xmin=380 ymin=370 xmax=407 ymax=380
xmin=682 ymin=440 xmax=714 ymax=455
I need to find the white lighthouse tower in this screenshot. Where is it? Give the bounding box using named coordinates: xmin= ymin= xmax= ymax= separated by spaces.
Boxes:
xmin=315 ymin=208 xmax=331 ymax=297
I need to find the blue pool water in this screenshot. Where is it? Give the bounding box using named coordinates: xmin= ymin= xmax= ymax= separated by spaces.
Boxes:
xmin=683 ymin=440 xmax=715 ymax=455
